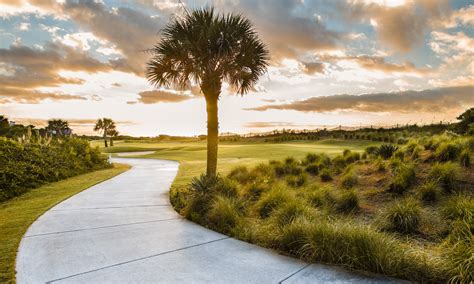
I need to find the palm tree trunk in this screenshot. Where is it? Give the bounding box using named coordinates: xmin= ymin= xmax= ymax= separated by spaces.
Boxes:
xmin=206 ymin=97 xmax=218 ymax=176
xmin=103 ymin=135 xmax=108 ymax=147
xmin=110 ymin=137 xmax=114 ymax=147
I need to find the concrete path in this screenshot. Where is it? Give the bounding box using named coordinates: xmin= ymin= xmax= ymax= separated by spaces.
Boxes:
xmin=16 ymin=158 xmax=403 ymax=283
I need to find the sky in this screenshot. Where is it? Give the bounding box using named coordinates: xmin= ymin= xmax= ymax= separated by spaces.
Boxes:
xmin=0 ymin=0 xmax=473 ymax=136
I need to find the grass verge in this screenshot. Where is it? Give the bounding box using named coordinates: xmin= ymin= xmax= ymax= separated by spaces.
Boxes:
xmin=0 ymin=163 xmax=130 ymax=283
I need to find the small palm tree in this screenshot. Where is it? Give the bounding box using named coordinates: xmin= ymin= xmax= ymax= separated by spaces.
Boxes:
xmin=94 ymin=118 xmax=116 ymax=147
xmin=147 ymin=7 xmax=269 ymax=176
xmin=109 ymin=129 xmax=119 ymax=147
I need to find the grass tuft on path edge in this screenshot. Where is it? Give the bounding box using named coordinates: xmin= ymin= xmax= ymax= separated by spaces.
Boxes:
xmin=0 ymin=163 xmax=131 ymax=284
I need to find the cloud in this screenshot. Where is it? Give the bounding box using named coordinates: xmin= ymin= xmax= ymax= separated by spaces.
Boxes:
xmin=247 ymin=85 xmax=474 ymax=113
xmin=62 ymin=0 xmax=166 ymax=76
xmin=320 ymin=55 xmax=431 ymax=74
xmin=0 ymin=42 xmax=113 ymax=103
xmin=346 ymin=0 xmax=451 ymax=52
xmin=442 ymin=5 xmax=474 ymax=28
xmin=0 ymin=42 xmax=111 ymax=89
xmin=243 ymin=121 xmax=297 ymax=128
xmin=133 ymin=90 xmax=196 ymax=104
xmin=0 ymin=88 xmax=86 ymax=104
xmin=300 ymin=62 xmax=324 ymax=75
xmin=215 ymin=0 xmax=342 ymax=61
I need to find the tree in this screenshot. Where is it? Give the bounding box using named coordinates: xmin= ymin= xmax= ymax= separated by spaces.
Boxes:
xmin=146 ymin=7 xmax=269 ymax=176
xmin=94 ymin=118 xmax=116 ymax=147
xmin=0 ymin=115 xmax=10 ymax=136
xmin=46 ymin=119 xmax=71 ymax=136
xmin=109 ymin=129 xmax=119 ymax=147
xmin=455 ymin=108 xmax=474 ymax=134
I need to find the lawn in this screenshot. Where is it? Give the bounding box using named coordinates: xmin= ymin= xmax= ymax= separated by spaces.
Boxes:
xmin=0 ymin=163 xmax=130 ymax=283
xmin=98 ymin=139 xmax=380 ymax=190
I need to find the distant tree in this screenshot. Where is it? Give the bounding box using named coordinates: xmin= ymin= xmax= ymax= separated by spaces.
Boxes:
xmin=456 ymin=108 xmax=474 ymax=134
xmin=46 ymin=119 xmax=71 ymax=136
xmin=94 ymin=118 xmax=116 ymax=147
xmin=0 ymin=115 xmax=10 ymax=136
xmin=147 ymin=7 xmax=269 ymax=176
xmin=109 ymin=128 xmax=119 ymax=147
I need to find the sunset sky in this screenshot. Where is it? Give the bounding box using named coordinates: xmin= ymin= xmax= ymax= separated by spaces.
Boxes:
xmin=0 ymin=0 xmax=473 ymax=136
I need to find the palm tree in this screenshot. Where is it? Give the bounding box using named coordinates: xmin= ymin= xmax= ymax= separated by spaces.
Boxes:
xmin=109 ymin=128 xmax=119 ymax=147
xmin=94 ymin=118 xmax=116 ymax=147
xmin=146 ymin=7 xmax=269 ymax=176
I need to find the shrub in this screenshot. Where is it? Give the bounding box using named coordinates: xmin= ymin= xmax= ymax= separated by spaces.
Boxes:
xmin=377 ymin=144 xmax=399 ymax=159
xmin=0 ymin=137 xmax=110 ymax=202
xmin=271 ymin=199 xmax=315 ymax=227
xmin=207 ymin=195 xmax=241 ymax=234
xmin=435 ymin=142 xmax=460 ymax=162
xmin=304 ymin=153 xmax=319 ymax=164
xmin=227 ymin=166 xmax=252 ymax=184
xmin=365 ymin=146 xmax=378 ymax=155
xmin=335 ymin=190 xmax=359 ymax=213
xmin=277 ymin=217 xmax=309 ymax=253
xmin=243 ymin=183 xmax=269 ymax=200
xmin=301 ymin=221 xmax=439 ymax=281
xmin=345 ymin=152 xmax=360 ymax=164
xmin=286 ymin=173 xmax=307 ymax=187
xmin=305 ymin=163 xmax=319 ymax=175
xmin=256 ymin=186 xmax=293 ymax=218
xmin=274 ymin=159 xmax=302 ymax=177
xmin=429 ymin=162 xmax=459 ymax=192
xmin=418 ymin=182 xmax=441 ymax=203
xmin=306 ymin=187 xmax=335 ymax=208
xmin=441 ymin=195 xmax=473 ymax=222
xmin=459 ymin=149 xmax=470 ymax=168
xmin=332 ymin=155 xmax=346 ymax=169
xmin=343 ymin=149 xmax=351 ymax=156
xmin=381 ymin=199 xmax=421 ymax=234
xmin=190 ymin=174 xmax=220 ymax=194
xmin=340 ymin=168 xmax=358 ymax=189
xmin=443 ymin=220 xmax=474 ymax=283
xmin=320 ymin=169 xmax=332 ymax=182
xmin=388 ymin=164 xmax=416 ymax=194
xmin=214 ymin=178 xmax=239 ymax=198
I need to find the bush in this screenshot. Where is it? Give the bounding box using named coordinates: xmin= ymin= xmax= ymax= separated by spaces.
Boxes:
xmin=301 ymin=221 xmax=439 ymax=281
xmin=429 ymin=162 xmax=459 ymax=192
xmin=306 ymin=187 xmax=335 ymax=208
xmin=320 ymin=169 xmax=332 ymax=182
xmin=443 ymin=220 xmax=474 ymax=283
xmin=207 ymin=195 xmax=241 ymax=234
xmin=286 ymin=173 xmax=307 ymax=187
xmin=459 ymin=149 xmax=470 ymax=168
xmin=304 ymin=153 xmax=319 ymax=164
xmin=0 ymin=137 xmax=110 ymax=202
xmin=335 ymin=190 xmax=359 ymax=213
xmin=435 ymin=142 xmax=460 ymax=162
xmin=365 ymin=146 xmax=378 ymax=155
xmin=381 ymin=199 xmax=421 ymax=234
xmin=388 ymin=164 xmax=416 ymax=194
xmin=227 ymin=166 xmax=252 ymax=184
xmin=274 ymin=159 xmax=302 ymax=176
xmin=441 ymin=195 xmax=473 ymax=222
xmin=305 ymin=163 xmax=319 ymax=175
xmin=214 ymin=178 xmax=239 ymax=198
xmin=271 ymin=199 xmax=315 ymax=227
xmin=377 ymin=144 xmax=399 ymax=159
xmin=418 ymin=182 xmax=442 ymax=203
xmin=256 ymin=186 xmax=293 ymax=218
xmin=340 ymin=168 xmax=358 ymax=188
xmin=190 ymin=174 xmax=221 ymax=194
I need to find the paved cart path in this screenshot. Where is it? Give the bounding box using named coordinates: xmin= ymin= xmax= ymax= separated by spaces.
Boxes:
xmin=16 ymin=158 xmax=402 ymax=283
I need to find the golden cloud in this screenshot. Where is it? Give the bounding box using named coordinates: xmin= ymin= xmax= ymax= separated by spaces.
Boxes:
xmin=247 ymin=85 xmax=474 ymax=113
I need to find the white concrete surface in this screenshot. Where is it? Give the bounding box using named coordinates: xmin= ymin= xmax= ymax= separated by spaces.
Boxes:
xmin=16 ymin=158 xmax=405 ymax=283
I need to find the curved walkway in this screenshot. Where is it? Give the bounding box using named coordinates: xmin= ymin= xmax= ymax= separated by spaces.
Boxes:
xmin=17 ymin=158 xmax=402 ymax=283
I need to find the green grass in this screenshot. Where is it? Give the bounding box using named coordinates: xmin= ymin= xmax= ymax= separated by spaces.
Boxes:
xmin=96 ymin=139 xmax=379 ymax=191
xmin=0 ymin=164 xmax=130 ymax=283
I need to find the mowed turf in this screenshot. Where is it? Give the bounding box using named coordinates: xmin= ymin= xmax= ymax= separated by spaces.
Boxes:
xmin=99 ymin=139 xmax=380 ymax=190
xmin=0 ymin=164 xmax=130 ymax=283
